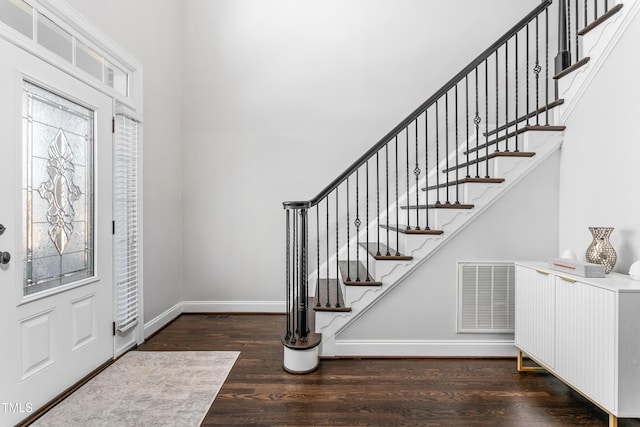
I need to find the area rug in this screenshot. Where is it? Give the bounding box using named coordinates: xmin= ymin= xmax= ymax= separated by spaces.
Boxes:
xmin=32 ymin=351 xmax=239 ymax=427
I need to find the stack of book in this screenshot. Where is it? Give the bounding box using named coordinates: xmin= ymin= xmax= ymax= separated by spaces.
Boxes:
xmin=547 ymin=258 xmax=605 ymax=278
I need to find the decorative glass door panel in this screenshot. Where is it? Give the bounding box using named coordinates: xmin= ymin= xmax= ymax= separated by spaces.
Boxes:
xmin=23 ymin=81 xmax=95 ymax=296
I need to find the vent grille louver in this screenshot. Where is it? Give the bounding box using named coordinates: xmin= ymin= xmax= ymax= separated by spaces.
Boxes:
xmin=458 ymin=262 xmax=515 ymax=333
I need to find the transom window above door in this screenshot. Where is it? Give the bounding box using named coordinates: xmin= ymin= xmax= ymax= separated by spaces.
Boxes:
xmin=0 ymin=0 xmax=134 ymax=98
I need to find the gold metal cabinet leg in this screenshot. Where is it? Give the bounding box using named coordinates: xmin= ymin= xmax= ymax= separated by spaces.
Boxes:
xmin=516 ymin=350 xmax=546 ymax=372
xmin=609 ymin=413 xmax=617 ymax=427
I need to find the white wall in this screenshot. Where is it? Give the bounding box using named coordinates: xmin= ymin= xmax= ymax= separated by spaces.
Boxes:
xmin=558 ymin=11 xmax=640 ymax=274
xmin=64 ymin=0 xmax=183 ymax=323
xmin=339 ymin=151 xmax=560 ymax=342
xmin=180 ymin=0 xmax=540 ymax=305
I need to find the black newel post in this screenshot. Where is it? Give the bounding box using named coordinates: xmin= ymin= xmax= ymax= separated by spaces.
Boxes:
xmin=555 ymin=0 xmax=571 ymax=73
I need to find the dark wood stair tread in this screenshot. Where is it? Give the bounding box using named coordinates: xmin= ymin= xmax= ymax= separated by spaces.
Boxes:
xmin=554 ymin=57 xmax=590 ymax=80
xmin=339 ymin=261 xmax=382 ymax=286
xmin=466 ymin=125 xmax=565 ymax=155
xmin=485 ymin=100 xmax=564 ymax=138
xmin=423 ymin=177 xmax=504 ymax=191
xmin=380 ymin=224 xmax=444 ymax=235
xmin=313 ymin=279 xmax=351 ymax=312
xmin=578 ymin=4 xmax=623 ymax=36
xmin=443 ymin=152 xmax=536 ymax=174
xmin=402 ymin=203 xmax=474 ymax=210
xmin=359 ymin=242 xmax=412 ymax=261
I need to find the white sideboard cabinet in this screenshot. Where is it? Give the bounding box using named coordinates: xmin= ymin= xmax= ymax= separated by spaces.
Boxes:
xmin=515 ymin=262 xmax=640 ymax=427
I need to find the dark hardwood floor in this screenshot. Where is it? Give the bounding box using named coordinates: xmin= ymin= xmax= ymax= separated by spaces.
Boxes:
xmin=137 ymin=314 xmax=639 ymax=426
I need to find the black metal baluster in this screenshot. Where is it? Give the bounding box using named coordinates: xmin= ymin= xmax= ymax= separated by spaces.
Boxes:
xmin=454 ymin=84 xmax=460 ymax=204
xmin=535 ymin=15 xmax=541 ymax=125
xmin=292 ymin=210 xmax=298 ymax=342
xmin=346 ymin=177 xmax=351 ymax=282
xmin=474 ymin=67 xmax=481 ymax=179
xmin=414 ymin=118 xmax=421 ymax=229
xmin=303 ymin=217 xmax=311 ymax=337
xmin=355 ymin=169 xmax=361 ymax=282
xmin=405 ymin=128 xmax=411 ymax=230
xmin=424 ymin=111 xmax=430 ymax=230
xmin=495 ymin=49 xmax=499 ymax=154
xmin=567 ymin=0 xmax=573 ymax=64
xmin=505 ymin=41 xmax=509 ymax=152
xmin=395 ymin=135 xmax=400 ymax=255
xmin=435 ymin=101 xmax=441 ymax=204
xmin=335 ymin=189 xmax=340 ymax=307
xmin=595 ymin=0 xmax=599 ymax=20
xmin=386 ymin=143 xmax=391 ymax=254
xmin=376 ymin=152 xmax=381 ymax=255
xmin=302 ymin=208 xmax=309 ymax=336
xmin=556 ymin=0 xmax=570 ymax=80
xmin=576 ymin=0 xmax=580 ymax=62
xmin=545 ymin=6 xmax=550 ymax=123
xmin=585 ymin=0 xmax=588 ymax=31
xmin=326 ymin=199 xmax=330 ymax=307
xmin=485 ymin=59 xmax=490 ymax=178
xmin=315 ymin=206 xmax=320 ymax=308
xmin=605 ymin=0 xmax=608 ymax=12
xmin=465 ymin=76 xmax=470 ymax=179
xmin=445 ymin=93 xmax=450 ymax=204
xmin=526 ymin=23 xmax=530 ymax=127
xmin=286 ymin=209 xmax=292 ymax=336
xmin=515 ymin=32 xmax=519 ymax=152
xmin=366 ymin=161 xmax=371 ymax=280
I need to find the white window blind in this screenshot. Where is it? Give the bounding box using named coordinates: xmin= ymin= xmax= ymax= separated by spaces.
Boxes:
xmin=457 ymin=262 xmax=515 ymax=333
xmin=114 ymin=111 xmax=139 ymax=334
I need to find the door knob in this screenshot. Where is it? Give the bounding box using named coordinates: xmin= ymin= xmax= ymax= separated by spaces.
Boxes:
xmin=0 ymin=252 xmax=10 ymax=265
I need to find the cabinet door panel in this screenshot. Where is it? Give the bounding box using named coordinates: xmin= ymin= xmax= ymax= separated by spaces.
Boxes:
xmin=515 ymin=266 xmax=555 ymax=369
xmin=556 ymin=278 xmax=616 ymax=411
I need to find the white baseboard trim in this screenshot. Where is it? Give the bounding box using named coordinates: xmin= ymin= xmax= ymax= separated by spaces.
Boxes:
xmin=181 ymin=300 xmax=286 ymax=313
xmin=143 ymin=302 xmax=183 ymax=339
xmin=143 ymin=300 xmax=286 ymax=340
xmin=334 ymin=339 xmax=517 ymax=357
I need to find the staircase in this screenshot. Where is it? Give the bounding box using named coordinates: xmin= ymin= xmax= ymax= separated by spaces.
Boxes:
xmin=282 ymin=0 xmax=636 ymax=374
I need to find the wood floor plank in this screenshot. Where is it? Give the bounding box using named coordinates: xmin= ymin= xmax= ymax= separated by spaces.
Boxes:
xmin=137 ymin=314 xmax=640 ymax=426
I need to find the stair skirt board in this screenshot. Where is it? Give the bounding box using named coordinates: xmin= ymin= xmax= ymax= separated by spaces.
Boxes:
xmin=332 ymin=340 xmax=517 ymax=357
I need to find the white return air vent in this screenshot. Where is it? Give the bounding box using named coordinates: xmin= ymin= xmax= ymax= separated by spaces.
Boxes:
xmin=457 ymin=262 xmax=515 ymax=333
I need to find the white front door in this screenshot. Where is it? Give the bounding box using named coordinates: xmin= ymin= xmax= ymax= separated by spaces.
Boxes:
xmin=0 ymin=38 xmax=114 ymax=425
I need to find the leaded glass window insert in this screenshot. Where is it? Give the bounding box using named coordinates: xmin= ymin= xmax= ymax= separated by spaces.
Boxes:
xmin=23 ymin=81 xmax=95 ymax=295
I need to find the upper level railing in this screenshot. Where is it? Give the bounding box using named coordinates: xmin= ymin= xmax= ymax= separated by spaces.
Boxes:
xmin=281 ymin=0 xmax=615 ymax=354
xmin=284 ymin=1 xmax=554 ymax=211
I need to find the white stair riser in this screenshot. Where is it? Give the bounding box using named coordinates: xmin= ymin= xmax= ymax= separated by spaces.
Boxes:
xmin=430 ymin=154 xmax=538 ymax=185
xmin=342 ymin=285 xmax=379 ymax=309
xmin=399 ymin=206 xmax=469 ymax=231
xmin=421 ymin=183 xmax=499 ymax=205
xmin=396 ymin=233 xmax=444 ymax=256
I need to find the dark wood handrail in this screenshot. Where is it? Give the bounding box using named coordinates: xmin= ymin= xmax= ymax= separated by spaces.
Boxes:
xmin=283 ymin=0 xmax=553 ymax=210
